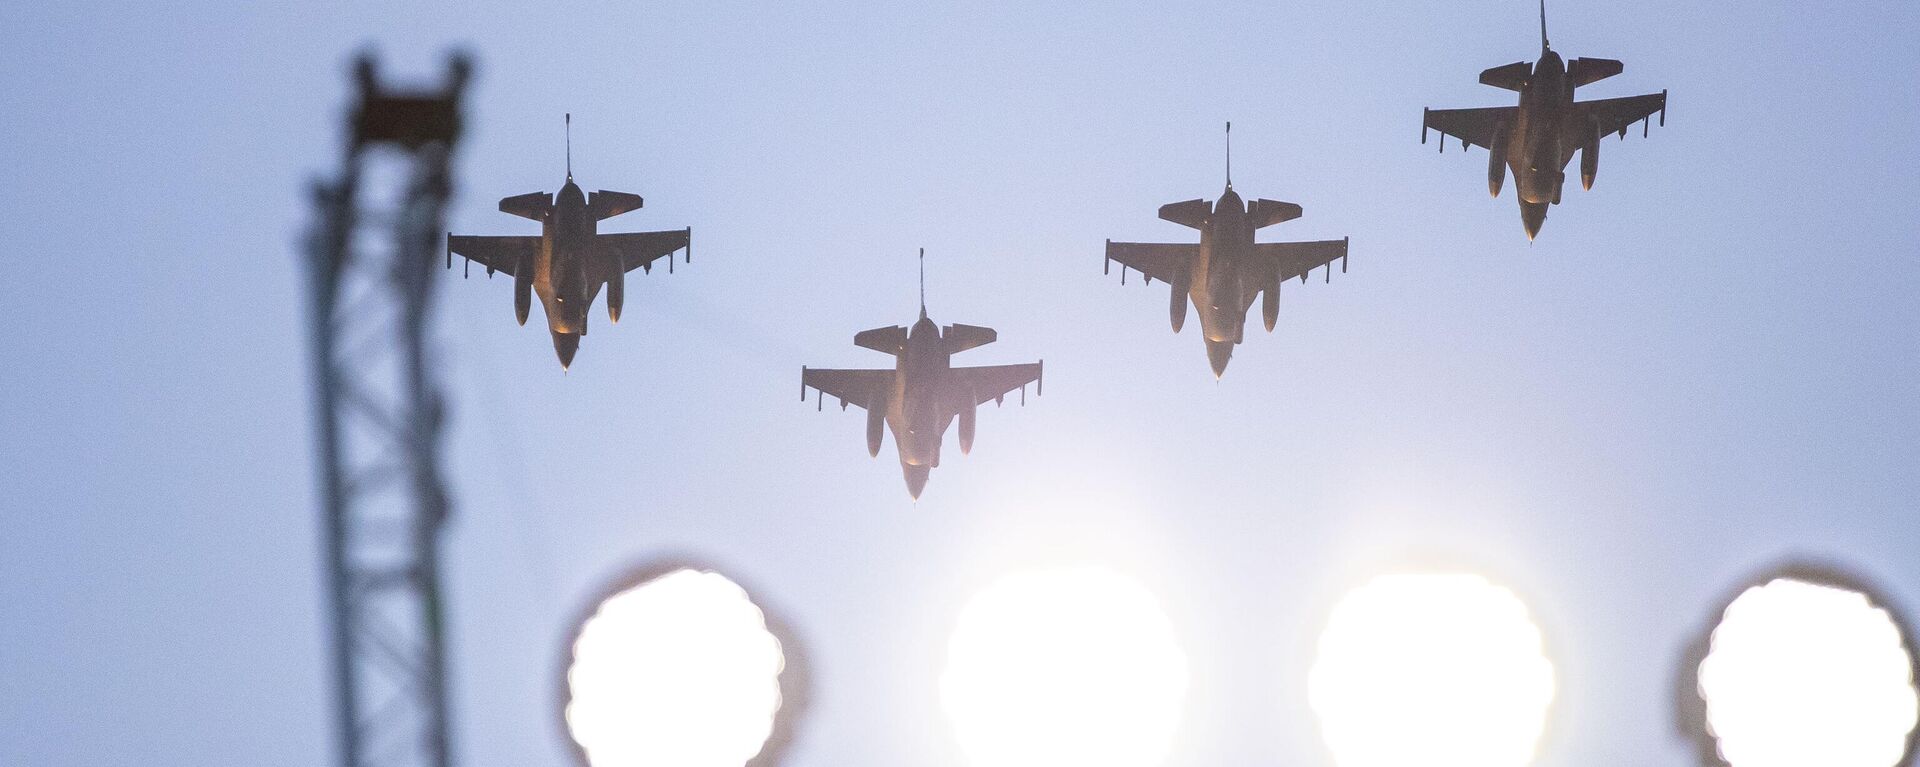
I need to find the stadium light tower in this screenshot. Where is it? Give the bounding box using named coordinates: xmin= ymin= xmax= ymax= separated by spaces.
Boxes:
xmin=1308 ymin=572 xmax=1557 ymax=767
xmin=304 ymin=51 xmax=469 ymax=767
xmin=1683 ymin=564 xmax=1919 ymax=767
xmin=939 ymin=565 xmax=1190 ymax=767
xmin=561 ymin=563 xmax=806 ymax=767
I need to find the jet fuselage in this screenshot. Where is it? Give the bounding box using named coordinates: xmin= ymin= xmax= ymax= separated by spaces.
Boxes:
xmin=530 ymin=181 xmax=599 ymax=364
xmin=1187 ymin=187 xmax=1258 ymax=371
xmin=888 ymin=315 xmax=957 ymax=471
xmin=1508 ymin=50 xmax=1573 ymax=209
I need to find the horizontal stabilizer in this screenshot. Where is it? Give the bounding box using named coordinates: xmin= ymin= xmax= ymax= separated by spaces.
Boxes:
xmin=1248 ymin=199 xmax=1302 ymax=229
xmin=1158 ymin=199 xmax=1211 ymax=229
xmin=590 ymin=190 xmax=644 ymax=220
xmin=942 ymin=323 xmax=997 ymax=355
xmin=1568 ymin=57 xmax=1622 ymax=89
xmin=854 ymin=325 xmax=908 ymax=356
xmin=1479 ymin=61 xmax=1532 ymax=91
xmin=499 ymin=191 xmax=551 ymax=221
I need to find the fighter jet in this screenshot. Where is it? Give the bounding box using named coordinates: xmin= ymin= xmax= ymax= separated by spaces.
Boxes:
xmin=446 ymin=115 xmax=690 ymax=370
xmin=1422 ymin=0 xmax=1668 ymax=239
xmin=801 ymin=250 xmax=1043 ymax=500
xmin=1104 ymin=124 xmax=1350 ymax=378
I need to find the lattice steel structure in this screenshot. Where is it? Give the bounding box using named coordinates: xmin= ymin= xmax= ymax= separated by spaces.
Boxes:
xmin=304 ymin=51 xmax=470 ymax=767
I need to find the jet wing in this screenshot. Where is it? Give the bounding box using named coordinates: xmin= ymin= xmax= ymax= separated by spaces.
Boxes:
xmin=948 ymin=362 xmax=1043 ymax=410
xmin=801 ymin=367 xmax=894 ymax=411
xmin=598 ymin=228 xmax=691 ymax=275
xmin=1249 ymin=239 xmax=1349 ymax=286
xmin=1104 ymin=241 xmax=1196 ymax=286
xmin=1423 ymin=106 xmax=1515 ymax=151
xmin=447 ymin=234 xmax=539 ymax=277
xmin=1576 ymin=92 xmax=1667 ymax=141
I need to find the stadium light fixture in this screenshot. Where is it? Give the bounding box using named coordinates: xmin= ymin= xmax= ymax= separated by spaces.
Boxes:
xmin=1689 ymin=565 xmax=1918 ymax=767
xmin=940 ymin=565 xmax=1189 ymax=767
xmin=561 ymin=564 xmax=800 ymax=767
xmin=1308 ymin=572 xmax=1556 ymax=767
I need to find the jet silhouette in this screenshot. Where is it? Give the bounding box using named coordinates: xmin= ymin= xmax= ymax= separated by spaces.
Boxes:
xmin=1423 ymin=0 xmax=1668 ymax=239
xmin=1104 ymin=124 xmax=1350 ymax=378
xmin=446 ymin=115 xmax=690 ymax=370
xmin=801 ymin=250 xmax=1043 ymax=500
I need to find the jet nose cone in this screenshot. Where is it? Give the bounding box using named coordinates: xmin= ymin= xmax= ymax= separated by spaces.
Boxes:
xmin=553 ymin=332 xmax=580 ymax=370
xmin=1206 ymin=341 xmax=1233 ymax=379
xmin=903 ymin=463 xmax=931 ymax=500
xmin=1521 ymin=203 xmax=1548 ymax=241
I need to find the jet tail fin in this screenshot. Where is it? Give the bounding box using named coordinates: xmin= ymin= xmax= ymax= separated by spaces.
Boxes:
xmin=1539 ymin=0 xmax=1550 ymax=51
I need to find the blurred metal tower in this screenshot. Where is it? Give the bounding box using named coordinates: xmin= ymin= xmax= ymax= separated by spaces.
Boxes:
xmin=304 ymin=51 xmax=470 ymax=767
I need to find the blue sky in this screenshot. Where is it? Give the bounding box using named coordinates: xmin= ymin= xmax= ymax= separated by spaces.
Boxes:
xmin=4 ymin=1 xmax=1919 ymax=765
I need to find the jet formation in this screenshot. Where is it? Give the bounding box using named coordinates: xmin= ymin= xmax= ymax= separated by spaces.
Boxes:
xmin=447 ymin=115 xmax=690 ymax=370
xmin=1105 ymin=123 xmax=1349 ymax=378
xmin=446 ymin=3 xmax=1672 ymax=498
xmin=1422 ymin=0 xmax=1667 ymax=239
xmin=801 ymin=251 xmax=1043 ymax=499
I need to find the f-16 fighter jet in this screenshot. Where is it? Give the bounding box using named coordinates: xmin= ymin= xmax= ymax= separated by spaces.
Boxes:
xmin=447 ymin=115 xmax=690 ymax=370
xmin=801 ymin=250 xmax=1043 ymax=500
xmin=1422 ymin=0 xmax=1668 ymax=239
xmin=1104 ymin=124 xmax=1349 ymax=379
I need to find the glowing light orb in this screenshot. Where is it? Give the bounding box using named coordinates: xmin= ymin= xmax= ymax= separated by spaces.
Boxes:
xmin=940 ymin=566 xmax=1189 ymax=767
xmin=1698 ymin=577 xmax=1919 ymax=767
xmin=564 ymin=569 xmax=785 ymax=767
xmin=1308 ymin=573 xmax=1556 ymax=767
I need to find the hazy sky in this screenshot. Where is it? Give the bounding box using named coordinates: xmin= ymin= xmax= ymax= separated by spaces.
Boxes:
xmin=5 ymin=1 xmax=1920 ymax=765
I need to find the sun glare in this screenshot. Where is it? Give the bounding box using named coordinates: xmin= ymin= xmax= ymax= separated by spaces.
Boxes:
xmin=1308 ymin=573 xmax=1556 ymax=767
xmin=940 ymin=566 xmax=1189 ymax=767
xmin=564 ymin=569 xmax=786 ymax=767
xmin=1698 ymin=577 xmax=1918 ymax=767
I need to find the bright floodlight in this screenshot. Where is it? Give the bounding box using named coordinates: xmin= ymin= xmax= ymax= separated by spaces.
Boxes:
xmin=1698 ymin=577 xmax=1919 ymax=767
xmin=940 ymin=566 xmax=1189 ymax=767
xmin=564 ymin=569 xmax=785 ymax=767
xmin=1308 ymin=573 xmax=1556 ymax=767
